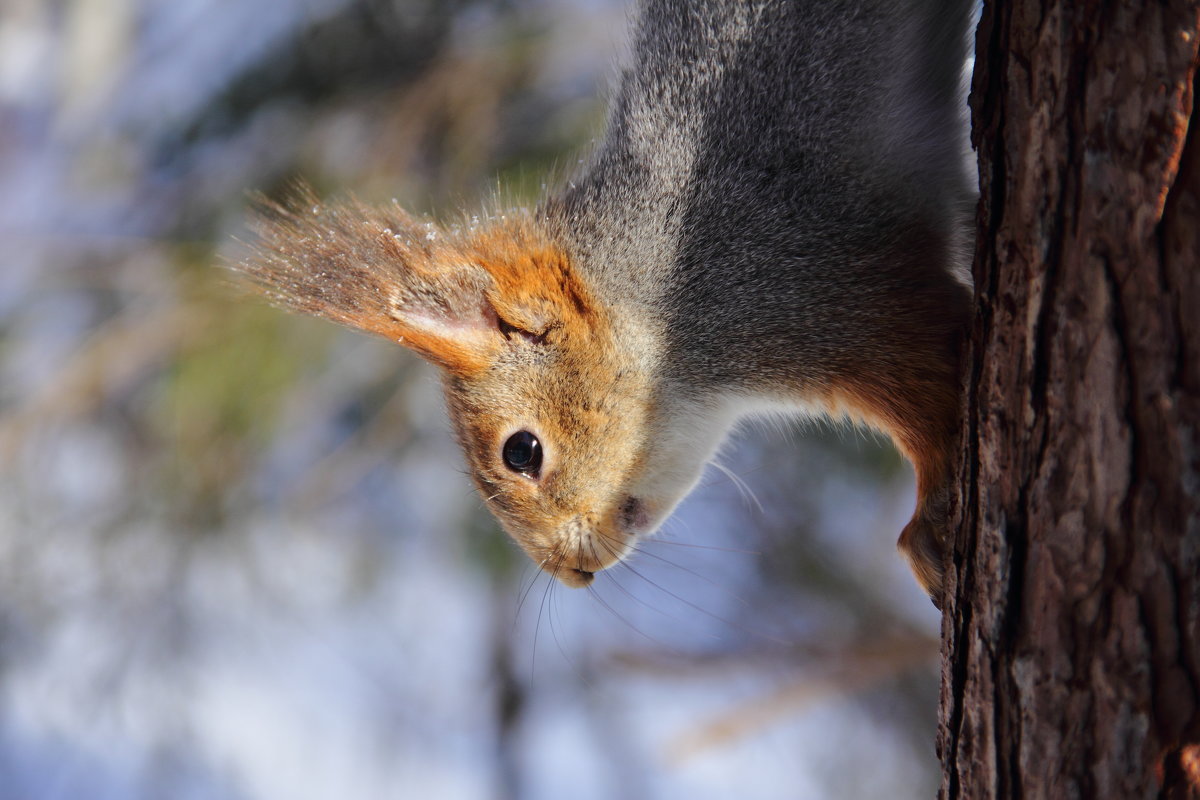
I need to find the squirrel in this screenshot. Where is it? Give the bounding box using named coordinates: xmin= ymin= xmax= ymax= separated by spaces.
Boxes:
xmin=236 ymin=0 xmax=974 ymax=601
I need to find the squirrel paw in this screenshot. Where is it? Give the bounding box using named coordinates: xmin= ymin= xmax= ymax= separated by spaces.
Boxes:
xmin=898 ymin=505 xmax=948 ymax=608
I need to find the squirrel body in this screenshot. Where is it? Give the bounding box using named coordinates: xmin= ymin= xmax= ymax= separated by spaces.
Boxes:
xmin=240 ymin=0 xmax=974 ymax=599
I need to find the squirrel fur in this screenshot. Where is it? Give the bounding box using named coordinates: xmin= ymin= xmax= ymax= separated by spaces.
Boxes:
xmin=238 ymin=0 xmax=975 ymax=600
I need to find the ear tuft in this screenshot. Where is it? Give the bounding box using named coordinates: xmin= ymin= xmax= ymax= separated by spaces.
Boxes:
xmin=233 ymin=186 xmax=498 ymax=373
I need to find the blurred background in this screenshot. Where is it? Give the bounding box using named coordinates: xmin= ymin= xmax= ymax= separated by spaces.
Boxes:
xmin=0 ymin=1 xmax=943 ymax=797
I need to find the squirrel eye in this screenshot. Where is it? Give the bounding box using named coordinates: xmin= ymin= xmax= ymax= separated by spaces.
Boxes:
xmin=502 ymin=431 xmax=542 ymax=476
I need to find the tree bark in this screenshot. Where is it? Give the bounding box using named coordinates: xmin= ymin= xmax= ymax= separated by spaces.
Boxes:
xmin=939 ymin=2 xmax=1200 ymax=798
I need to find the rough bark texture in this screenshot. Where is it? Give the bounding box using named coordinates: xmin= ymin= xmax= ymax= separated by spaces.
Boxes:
xmin=939 ymin=2 xmax=1200 ymax=798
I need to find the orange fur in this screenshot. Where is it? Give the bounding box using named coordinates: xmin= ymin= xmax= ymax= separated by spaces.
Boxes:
xmin=834 ymin=351 xmax=963 ymax=599
xmin=460 ymin=220 xmax=604 ymax=349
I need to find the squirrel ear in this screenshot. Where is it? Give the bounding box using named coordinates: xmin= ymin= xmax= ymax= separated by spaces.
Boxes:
xmin=236 ymin=190 xmax=499 ymax=374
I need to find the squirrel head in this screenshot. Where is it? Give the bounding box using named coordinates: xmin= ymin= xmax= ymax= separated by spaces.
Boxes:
xmin=239 ymin=192 xmax=707 ymax=587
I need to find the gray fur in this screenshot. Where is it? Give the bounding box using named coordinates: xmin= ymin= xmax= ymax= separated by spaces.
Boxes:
xmin=546 ymin=0 xmax=974 ymax=395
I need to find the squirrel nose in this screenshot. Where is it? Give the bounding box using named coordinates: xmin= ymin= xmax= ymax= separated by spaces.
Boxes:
xmin=544 ymin=517 xmax=629 ymax=587
xmin=557 ymin=567 xmax=594 ymax=588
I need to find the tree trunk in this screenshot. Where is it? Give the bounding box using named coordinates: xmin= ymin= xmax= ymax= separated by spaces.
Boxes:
xmin=939 ymin=2 xmax=1200 ymax=798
